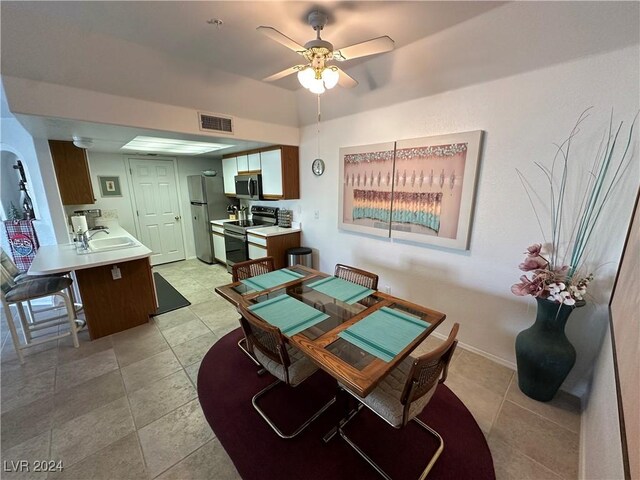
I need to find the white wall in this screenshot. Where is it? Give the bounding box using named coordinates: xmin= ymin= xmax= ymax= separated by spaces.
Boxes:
xmin=297 ymin=45 xmax=640 ymax=392
xmin=66 ymin=151 xmax=225 ymax=260
xmin=66 ymin=151 xmax=138 ymax=235
xmin=0 ymin=116 xmax=61 ymax=246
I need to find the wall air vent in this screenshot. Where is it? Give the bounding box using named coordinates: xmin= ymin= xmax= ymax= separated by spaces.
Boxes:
xmin=198 ymin=112 xmax=234 ymax=134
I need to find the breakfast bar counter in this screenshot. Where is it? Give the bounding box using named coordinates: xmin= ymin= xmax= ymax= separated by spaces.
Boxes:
xmin=29 ymin=225 xmax=157 ymax=339
xmin=29 ymin=224 xmax=151 ymax=275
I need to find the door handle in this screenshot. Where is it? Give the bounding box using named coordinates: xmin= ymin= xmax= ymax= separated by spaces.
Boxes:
xmin=175 ymin=216 xmax=181 ymax=221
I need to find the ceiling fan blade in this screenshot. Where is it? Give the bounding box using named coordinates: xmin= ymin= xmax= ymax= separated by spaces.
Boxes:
xmin=336 ymin=67 xmax=359 ymax=88
xmin=262 ymin=65 xmax=305 ymax=82
xmin=257 ymin=26 xmax=306 ymax=54
xmin=333 ymin=36 xmax=395 ymax=61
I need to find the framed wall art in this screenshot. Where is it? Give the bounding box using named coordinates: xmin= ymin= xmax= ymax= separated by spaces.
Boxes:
xmin=338 ymin=130 xmax=483 ymax=250
xmin=98 ymin=176 xmax=122 ymax=197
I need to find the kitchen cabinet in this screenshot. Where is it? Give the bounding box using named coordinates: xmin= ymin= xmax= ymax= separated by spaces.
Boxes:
xmin=236 ymin=154 xmax=249 ymax=173
xmin=211 ymin=224 xmax=226 ymax=264
xmin=222 ymin=145 xmax=299 ymax=200
xmin=248 ymin=153 xmax=261 ymax=171
xmin=49 ymin=140 xmax=95 ymax=205
xmin=222 ymin=157 xmax=238 ymax=195
xmin=247 ymin=230 xmax=300 ymax=269
xmin=248 ymin=243 xmax=267 ymax=260
xmin=260 ymin=146 xmax=299 ymax=200
xmin=75 ymin=257 xmax=156 ymax=339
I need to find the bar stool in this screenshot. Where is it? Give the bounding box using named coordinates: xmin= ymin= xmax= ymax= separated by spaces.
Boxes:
xmin=1 ymin=249 xmax=84 ymax=327
xmin=1 ymin=273 xmax=80 ymax=363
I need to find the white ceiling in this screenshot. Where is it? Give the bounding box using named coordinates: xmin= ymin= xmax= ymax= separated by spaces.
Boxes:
xmin=0 ymin=1 xmax=503 ymax=154
xmin=1 ymin=1 xmax=504 ymax=91
xmin=1 ymin=1 xmax=638 ymax=154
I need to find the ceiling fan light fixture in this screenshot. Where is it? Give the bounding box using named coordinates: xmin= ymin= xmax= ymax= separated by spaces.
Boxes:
xmin=308 ymin=78 xmax=326 ymax=95
xmin=322 ymin=67 xmax=339 ymax=89
xmin=297 ymin=67 xmax=315 ymax=89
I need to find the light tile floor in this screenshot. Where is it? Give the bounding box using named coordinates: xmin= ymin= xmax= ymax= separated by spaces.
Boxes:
xmin=1 ymin=259 xmax=580 ymax=479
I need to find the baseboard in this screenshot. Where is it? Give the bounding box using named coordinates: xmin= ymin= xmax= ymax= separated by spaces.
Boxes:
xmin=430 ymin=330 xmax=517 ymax=371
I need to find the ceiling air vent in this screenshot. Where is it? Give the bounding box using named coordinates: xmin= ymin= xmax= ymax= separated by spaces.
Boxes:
xmin=198 ymin=112 xmax=234 ymax=134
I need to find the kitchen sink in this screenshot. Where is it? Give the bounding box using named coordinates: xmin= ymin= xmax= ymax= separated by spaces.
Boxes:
xmin=89 ymin=236 xmax=138 ymax=252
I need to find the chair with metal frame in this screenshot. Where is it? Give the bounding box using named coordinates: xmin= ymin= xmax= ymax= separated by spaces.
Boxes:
xmin=1 ymin=248 xmax=83 ymax=325
xmin=237 ymin=303 xmax=336 ymax=439
xmin=334 ymin=263 xmax=379 ymax=290
xmin=337 ymin=323 xmax=459 ymax=480
xmin=231 ymin=256 xmax=275 ymax=368
xmin=1 ymin=265 xmax=80 ymax=363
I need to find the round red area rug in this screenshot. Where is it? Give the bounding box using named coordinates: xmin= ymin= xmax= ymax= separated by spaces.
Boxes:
xmin=197 ymin=328 xmax=495 ymax=480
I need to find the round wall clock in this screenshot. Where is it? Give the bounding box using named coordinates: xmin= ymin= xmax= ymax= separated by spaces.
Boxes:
xmin=312 ymin=158 xmax=325 ymax=176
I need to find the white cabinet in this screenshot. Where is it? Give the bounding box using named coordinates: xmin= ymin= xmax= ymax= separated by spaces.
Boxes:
xmin=236 ymin=154 xmax=249 ymax=173
xmin=222 ymin=146 xmax=298 ymax=200
xmin=222 ymin=157 xmax=237 ymax=195
xmin=248 ymin=243 xmax=267 ymax=260
xmin=211 ymin=224 xmax=226 ymax=264
xmin=248 ymin=153 xmax=261 ymax=171
xmin=260 ymin=149 xmax=283 ymax=197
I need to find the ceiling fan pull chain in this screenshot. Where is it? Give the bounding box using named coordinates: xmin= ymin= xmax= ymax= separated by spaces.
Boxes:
xmin=317 ymin=94 xmax=322 ymax=158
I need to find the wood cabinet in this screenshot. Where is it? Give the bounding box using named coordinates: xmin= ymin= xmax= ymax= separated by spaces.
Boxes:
xmin=222 ymin=157 xmax=238 ymax=195
xmin=49 ymin=140 xmax=95 ymax=205
xmin=222 ymin=145 xmax=299 ymax=200
xmin=211 ymin=223 xmax=226 ymax=264
xmin=247 ymin=231 xmax=300 ymax=269
xmin=74 ymin=258 xmax=157 ymax=339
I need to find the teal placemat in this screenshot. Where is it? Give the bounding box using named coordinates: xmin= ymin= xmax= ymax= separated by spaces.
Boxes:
xmin=338 ymin=307 xmax=430 ymax=362
xmin=249 ymin=294 xmax=329 ymax=336
xmin=307 ymin=276 xmax=374 ymax=305
xmin=241 ymin=268 xmax=305 ymax=292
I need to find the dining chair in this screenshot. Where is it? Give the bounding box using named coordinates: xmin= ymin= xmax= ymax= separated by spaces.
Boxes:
xmin=334 ymin=263 xmax=379 ymax=290
xmin=337 ymin=323 xmax=459 ymax=480
xmin=231 ymin=256 xmax=276 ymax=368
xmin=1 ymin=265 xmax=80 ymax=363
xmin=237 ymin=303 xmax=336 ymax=439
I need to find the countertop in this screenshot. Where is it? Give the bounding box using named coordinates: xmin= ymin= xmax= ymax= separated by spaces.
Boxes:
xmin=29 ymin=224 xmax=152 ymax=275
xmin=211 ymin=219 xmax=234 ymax=226
xmin=247 ymin=226 xmax=301 ymax=237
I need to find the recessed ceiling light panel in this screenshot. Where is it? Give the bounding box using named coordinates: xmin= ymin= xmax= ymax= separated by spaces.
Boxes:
xmin=121 ymin=136 xmax=233 ymax=155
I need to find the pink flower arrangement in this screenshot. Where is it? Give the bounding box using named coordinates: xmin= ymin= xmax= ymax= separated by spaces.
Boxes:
xmin=512 ymin=244 xmax=593 ymax=306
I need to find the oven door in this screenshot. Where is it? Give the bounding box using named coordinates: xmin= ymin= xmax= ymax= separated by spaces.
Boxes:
xmin=224 ymin=230 xmax=248 ymax=271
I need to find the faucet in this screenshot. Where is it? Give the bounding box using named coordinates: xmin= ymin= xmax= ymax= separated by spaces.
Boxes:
xmin=80 ymin=229 xmax=109 ymax=250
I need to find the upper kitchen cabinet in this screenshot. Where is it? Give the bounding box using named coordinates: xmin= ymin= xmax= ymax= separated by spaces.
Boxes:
xmin=261 ymin=146 xmax=299 ymax=200
xmin=237 ymin=153 xmax=260 ymax=173
xmin=236 ymin=154 xmax=249 ymax=173
xmin=248 ymin=153 xmax=261 ymax=171
xmin=222 ymin=156 xmax=238 ymax=195
xmin=222 ymin=145 xmax=299 ymax=200
xmin=49 ymin=140 xmax=95 ymax=205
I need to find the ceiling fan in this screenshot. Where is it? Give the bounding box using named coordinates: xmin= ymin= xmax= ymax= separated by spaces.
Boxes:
xmin=258 ymin=11 xmax=395 ymax=94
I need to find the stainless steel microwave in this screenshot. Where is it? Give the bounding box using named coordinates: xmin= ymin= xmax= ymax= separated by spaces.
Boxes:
xmin=234 ymin=174 xmax=263 ymax=200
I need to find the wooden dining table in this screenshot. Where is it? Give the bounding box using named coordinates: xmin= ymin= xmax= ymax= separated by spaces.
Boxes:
xmin=215 ymin=265 xmax=446 ymax=398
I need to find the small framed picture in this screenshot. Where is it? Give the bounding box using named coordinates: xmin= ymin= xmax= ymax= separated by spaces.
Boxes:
xmin=98 ymin=176 xmax=122 ymax=197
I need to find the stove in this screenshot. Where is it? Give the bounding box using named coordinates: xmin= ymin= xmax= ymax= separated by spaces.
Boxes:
xmin=224 ymin=206 xmax=279 ymax=271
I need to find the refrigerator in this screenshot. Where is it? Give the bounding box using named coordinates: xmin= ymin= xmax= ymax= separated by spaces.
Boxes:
xmin=187 ymin=175 xmax=232 ymax=264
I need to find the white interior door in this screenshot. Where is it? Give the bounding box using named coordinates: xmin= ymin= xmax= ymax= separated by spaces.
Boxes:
xmin=129 ymin=158 xmax=185 ymax=265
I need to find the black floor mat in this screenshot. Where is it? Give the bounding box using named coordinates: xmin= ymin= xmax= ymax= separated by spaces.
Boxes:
xmin=152 ymin=272 xmax=190 ymax=315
